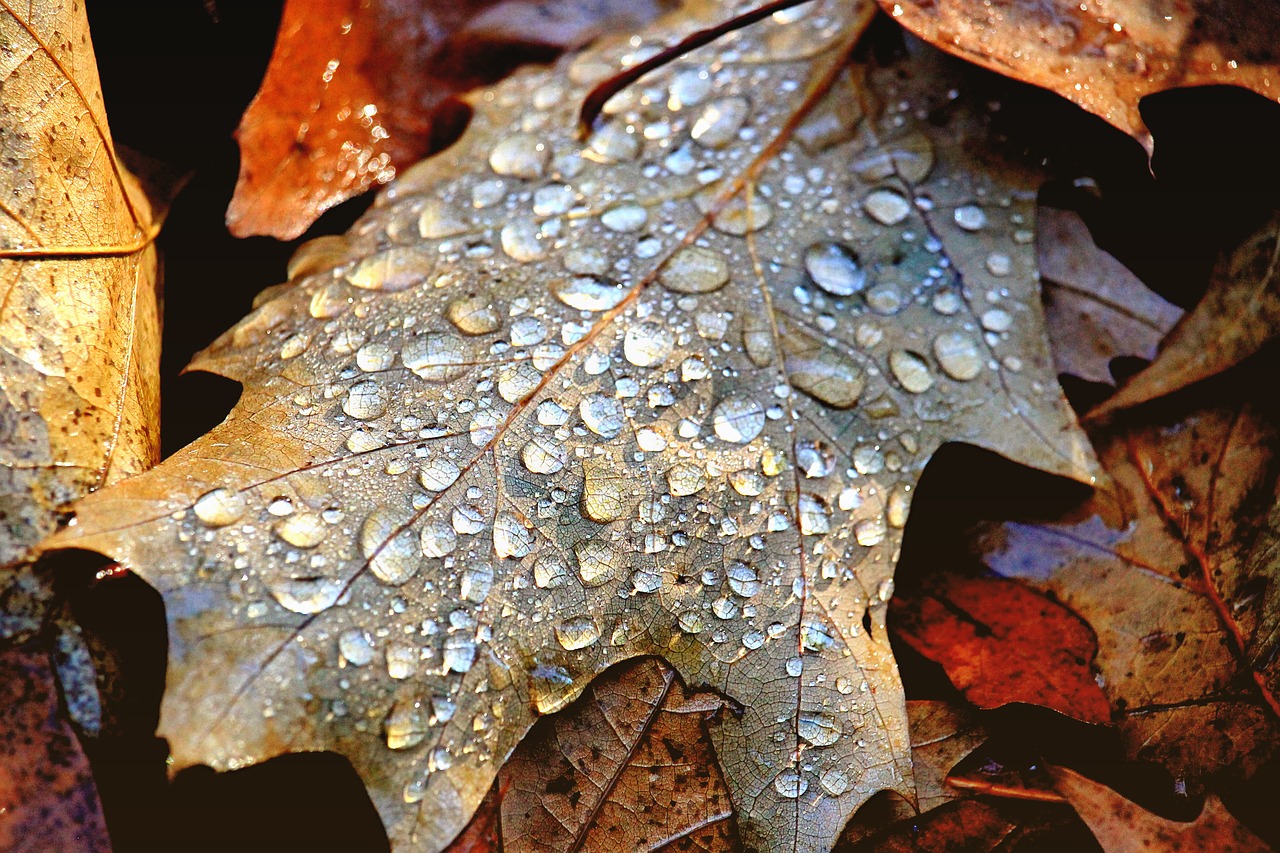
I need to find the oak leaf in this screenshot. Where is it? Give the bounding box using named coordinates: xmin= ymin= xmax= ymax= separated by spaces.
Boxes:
xmin=57 ymin=1 xmax=1097 ymax=850
xmin=875 ymin=0 xmax=1280 ymax=153
xmin=228 ymin=0 xmax=670 ymax=239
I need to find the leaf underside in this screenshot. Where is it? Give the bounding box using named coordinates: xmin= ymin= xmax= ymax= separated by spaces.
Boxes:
xmin=58 ymin=1 xmax=1097 ymax=850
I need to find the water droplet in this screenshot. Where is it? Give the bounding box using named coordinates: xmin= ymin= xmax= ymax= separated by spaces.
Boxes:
xmin=668 ymin=69 xmax=711 ymax=110
xmin=501 ymin=217 xmax=547 ymax=262
xmin=452 ymin=504 xmax=486 ymax=534
xmin=726 ymin=561 xmax=761 ymax=597
xmin=774 ymin=770 xmax=808 ymax=799
xmin=344 ymin=380 xmax=389 ymax=420
xmin=801 ymin=619 xmax=835 ymax=652
xmin=784 ymin=343 xmax=865 ymax=408
xmin=555 ymin=615 xmax=600 ymax=650
xmin=798 ymin=712 xmax=841 ymax=746
xmin=267 ymin=575 xmax=343 ymax=615
xmin=623 ymin=322 xmax=675 ymax=367
xmin=489 ymin=133 xmax=548 ymax=179
xmin=933 ymin=332 xmax=982 ymax=381
xmin=889 ymin=349 xmax=934 ymax=393
xmin=985 ymin=252 xmax=1012 ymax=276
xmin=804 ymin=242 xmax=866 ymax=296
xmin=447 ymin=294 xmax=501 ymax=336
xmin=346 ymin=248 xmax=429 ymax=291
xmin=575 ymin=540 xmax=621 ymax=587
xmin=711 ymin=396 xmax=765 ymax=443
xmin=193 ymin=488 xmax=245 ymax=527
xmin=863 ymin=189 xmax=912 ymax=226
xmin=667 ymin=461 xmax=709 ymax=496
xmin=460 ymin=563 xmax=495 ymax=602
xmin=361 ymin=509 xmax=421 ymax=586
xmin=820 ymin=767 xmax=850 ymax=796
xmin=887 ymin=484 xmax=911 ymax=529
xmin=384 ymin=698 xmax=428 ymax=749
xmin=796 ymin=440 xmax=834 ymax=478
xmin=587 ymin=120 xmax=641 ymax=162
xmin=401 ymin=333 xmax=467 ymax=382
xmin=798 ymin=493 xmax=830 ymax=535
xmin=498 ymin=361 xmax=542 ymax=403
xmin=691 ymin=97 xmax=749 ymax=148
xmin=551 ymin=275 xmax=628 ymax=311
xmin=954 ymin=204 xmax=987 ymax=231
xmin=981 ymin=308 xmax=1012 ymax=333
xmin=580 ymin=394 xmax=626 ymax=439
xmin=493 ymin=513 xmax=534 ymax=559
xmin=522 ymin=435 xmax=566 ymax=474
xmin=855 ymin=517 xmax=886 ymax=547
xmin=274 ymin=512 xmax=327 ymax=548
xmin=660 ymin=246 xmax=729 ymax=294
xmin=420 ymin=520 xmax=457 ymax=558
xmin=338 ymin=628 xmax=374 ymax=666
xmin=356 ymin=342 xmax=394 ymax=372
xmin=443 ymin=636 xmax=476 ymax=673
xmin=309 ymin=282 xmax=352 ymax=319
xmin=697 ymin=190 xmax=773 ymax=235
xmin=534 ymin=553 xmax=569 ymax=588
xmin=743 ymin=311 xmax=776 ymax=366
xmin=418 ymin=455 xmax=461 ymax=491
xmin=730 ymin=469 xmax=765 ymax=496
xmin=537 ymin=400 xmax=570 ymax=426
xmin=582 ymin=459 xmax=625 ymax=522
xmin=533 ymin=183 xmax=575 ymax=216
xmin=600 ymin=203 xmax=648 ymax=232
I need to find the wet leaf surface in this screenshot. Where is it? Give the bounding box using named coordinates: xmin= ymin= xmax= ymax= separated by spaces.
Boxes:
xmin=57 ymin=1 xmax=1100 ymax=849
xmin=875 ymin=0 xmax=1280 ymax=152
xmin=228 ymin=0 xmax=670 ymax=239
xmin=891 ymin=572 xmax=1111 ymax=724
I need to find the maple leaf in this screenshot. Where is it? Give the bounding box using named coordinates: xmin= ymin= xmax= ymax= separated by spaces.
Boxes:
xmin=875 ymin=0 xmax=1280 ymax=153
xmin=974 ymin=399 xmax=1280 ymax=784
xmin=229 ymin=0 xmax=671 ymax=239
xmin=56 ymin=1 xmax=1098 ymax=849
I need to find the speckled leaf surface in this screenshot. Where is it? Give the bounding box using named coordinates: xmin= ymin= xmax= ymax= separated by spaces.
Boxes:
xmin=58 ymin=1 xmax=1097 ymax=850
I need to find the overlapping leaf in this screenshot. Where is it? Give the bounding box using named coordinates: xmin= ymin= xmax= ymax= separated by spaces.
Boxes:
xmin=58 ymin=1 xmax=1098 ymax=849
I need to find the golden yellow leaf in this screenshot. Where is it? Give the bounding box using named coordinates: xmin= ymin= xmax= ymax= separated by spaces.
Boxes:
xmin=55 ymin=1 xmax=1096 ymax=849
xmin=0 ymin=0 xmax=159 ymax=619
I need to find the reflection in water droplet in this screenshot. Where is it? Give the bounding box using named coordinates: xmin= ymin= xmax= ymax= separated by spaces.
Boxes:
xmin=600 ymin=203 xmax=648 ymax=232
xmin=356 ymin=342 xmax=394 ymax=372
xmin=384 ymin=698 xmax=428 ymax=750
xmin=580 ymin=394 xmax=626 ymax=439
xmin=274 ymin=512 xmax=327 ymax=548
xmin=667 ymin=462 xmax=709 ymax=496
xmin=460 ymin=563 xmax=495 ymax=602
xmin=361 ymin=509 xmax=421 ymax=585
xmin=534 ymin=553 xmax=570 ymax=589
xmin=339 ymin=629 xmax=375 ymax=666
xmin=501 ymin=217 xmax=547 ymax=262
xmin=587 ymin=120 xmax=641 ymax=162
xmin=417 ymin=199 xmax=470 ymax=239
xmin=820 ymin=767 xmax=850 ymax=796
xmin=267 ymin=574 xmax=344 ymax=615
xmin=784 ymin=344 xmax=865 ymax=408
xmin=798 ymin=712 xmax=841 ymax=746
xmin=522 ymin=435 xmax=567 ymax=475
xmin=660 ymin=246 xmax=730 ymax=294
xmin=727 ymin=561 xmax=761 ymax=597
xmin=402 ymin=333 xmax=468 ymax=382
xmin=551 ymin=276 xmax=628 ymax=311
xmin=863 ymin=189 xmax=911 ymax=226
xmin=344 ymin=380 xmax=389 ymax=420
xmin=575 ymin=540 xmax=621 ymax=587
xmin=711 ymin=396 xmax=765 ymax=443
xmin=774 ymin=770 xmax=808 ymax=798
xmin=555 ymin=615 xmax=601 ymax=650
xmin=420 ymin=520 xmax=457 ymax=558
xmin=855 ymin=517 xmax=887 ymax=547
xmin=582 ymin=459 xmax=626 ymax=522
xmin=447 ymin=294 xmax=502 ymax=335
xmin=889 ymin=349 xmax=934 ymax=393
xmin=691 ymin=97 xmax=750 ymax=148
xmin=493 ymin=513 xmax=535 ymax=559
xmin=443 ymin=636 xmax=476 ymax=673
xmin=798 ymin=493 xmax=830 ymax=535
xmin=804 ymin=242 xmax=866 ymax=296
xmin=796 ymin=440 xmax=835 ymax=478
xmin=954 ymin=204 xmax=987 ymax=231
xmin=933 ymin=332 xmax=983 ymax=381
xmin=193 ymin=488 xmax=245 ymax=527
xmin=418 ymin=455 xmax=461 ymax=491
xmin=623 ymin=322 xmax=675 ymax=367
xmin=730 ymin=469 xmax=765 ymax=496
xmin=981 ymin=308 xmax=1012 ymax=333
xmin=489 ymin=133 xmax=548 ymax=179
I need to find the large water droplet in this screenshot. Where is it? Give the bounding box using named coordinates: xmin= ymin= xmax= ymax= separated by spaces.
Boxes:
xmin=522 ymin=435 xmax=566 ymax=475
xmin=274 ymin=512 xmax=327 ymax=548
xmin=443 ymin=636 xmax=476 ymax=673
xmin=582 ymin=459 xmax=625 ymax=522
xmin=784 ymin=343 xmax=865 ymax=408
xmin=667 ymin=461 xmax=709 ymax=497
xmin=493 ymin=513 xmax=535 ymax=559
xmin=498 ymin=362 xmax=542 ymax=403
xmin=933 ymin=332 xmax=982 ymax=381
xmin=193 ymin=488 xmax=245 ymax=527
xmin=575 ymin=540 xmax=621 ymax=587
xmin=796 ymin=440 xmax=835 ymax=478
xmin=339 ymin=628 xmax=375 ymax=666
xmin=863 ymin=189 xmax=911 ymax=226
xmin=356 ymin=342 xmax=395 ymax=372
xmin=447 ymin=293 xmax=502 ymax=336
xmin=889 ymin=349 xmax=934 ymax=393
xmin=774 ymin=770 xmax=808 ymax=799
xmin=361 ymin=509 xmax=421 ymax=585
xmin=804 ymin=242 xmax=866 ymax=296
xmin=953 ymin=204 xmax=987 ymax=231
xmin=501 ymin=217 xmax=548 ymax=262
xmin=798 ymin=712 xmax=841 ymax=747
xmin=384 ymin=698 xmax=429 ymax=750
xmin=489 ymin=133 xmax=548 ymax=179
xmin=600 ymin=203 xmax=648 ymax=233
xmin=711 ymin=396 xmax=765 ymax=443
xmin=460 ymin=563 xmax=495 ymax=602
xmin=660 ymin=246 xmax=729 ymax=294
xmin=417 ymin=199 xmax=470 ymax=239
xmin=534 ymin=553 xmax=570 ymax=588
xmin=551 ymin=275 xmax=628 ymax=311
xmin=420 ymin=520 xmax=457 ymax=558
xmin=691 ymin=97 xmax=750 ymax=148
xmin=580 ymin=394 xmax=625 ymax=439
xmin=623 ymin=322 xmax=675 ymax=367
xmin=555 ymin=615 xmax=601 ymax=650
xmin=344 ymin=380 xmax=389 ymax=420
xmin=798 ymin=493 xmax=830 ymax=535
xmin=267 ymin=574 xmax=344 ymax=614
xmin=401 ymin=333 xmax=467 ymax=382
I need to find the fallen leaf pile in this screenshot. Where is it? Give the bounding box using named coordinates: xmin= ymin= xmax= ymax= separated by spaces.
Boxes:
xmin=4 ymin=0 xmax=1280 ymax=851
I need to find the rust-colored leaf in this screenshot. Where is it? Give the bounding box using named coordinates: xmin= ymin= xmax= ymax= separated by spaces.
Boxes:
xmin=1036 ymin=207 xmax=1182 ymax=387
xmin=1094 ymin=211 xmax=1280 ymax=416
xmin=0 ymin=641 xmax=111 ymax=853
xmin=55 ymin=2 xmax=1100 ymax=850
xmin=228 ymin=0 xmax=669 ymax=239
xmin=891 ymin=572 xmax=1111 ymax=724
xmin=976 ymin=402 xmax=1280 ymax=784
xmin=875 ymin=0 xmax=1280 ymax=152
xmin=1050 ymin=766 xmax=1269 ymax=853
xmin=842 ymin=798 xmax=1094 ymax=853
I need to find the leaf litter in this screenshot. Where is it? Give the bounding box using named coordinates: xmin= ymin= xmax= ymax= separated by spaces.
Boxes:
xmin=55 ymin=0 xmax=1105 ymax=849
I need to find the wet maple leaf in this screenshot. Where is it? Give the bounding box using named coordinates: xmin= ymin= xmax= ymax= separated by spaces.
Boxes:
xmin=56 ymin=0 xmax=1097 ymax=849
xmin=875 ymin=0 xmax=1280 ymax=153
xmin=975 ymin=401 xmax=1280 ymax=785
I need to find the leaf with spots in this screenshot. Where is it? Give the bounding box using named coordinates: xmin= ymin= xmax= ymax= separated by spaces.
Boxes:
xmin=56 ymin=1 xmax=1097 ymax=850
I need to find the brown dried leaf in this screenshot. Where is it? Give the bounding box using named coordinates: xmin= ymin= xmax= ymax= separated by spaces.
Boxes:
xmin=1050 ymin=766 xmax=1269 ymax=853
xmin=976 ymin=404 xmax=1280 ymax=784
xmin=1094 ymin=211 xmax=1280 ymax=416
xmin=876 ymin=0 xmax=1280 ymax=152
xmin=0 ymin=1 xmax=160 ymax=613
xmin=228 ymin=0 xmax=669 ymax=240
xmin=0 ymin=641 xmax=111 ymax=853
xmin=57 ymin=2 xmax=1097 ymax=850
xmin=906 ymin=701 xmax=988 ymax=814
xmin=1036 ymin=207 xmax=1182 ymax=386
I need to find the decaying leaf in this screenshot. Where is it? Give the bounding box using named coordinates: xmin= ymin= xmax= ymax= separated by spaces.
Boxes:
xmin=842 ymin=798 xmax=1096 ymax=853
xmin=0 ymin=641 xmax=111 ymax=853
xmin=875 ymin=0 xmax=1280 ymax=152
xmin=497 ymin=656 xmax=736 ymax=852
xmin=905 ymin=701 xmax=988 ymax=815
xmin=228 ymin=0 xmax=670 ymax=239
xmin=975 ymin=403 xmax=1280 ymax=784
xmin=1094 ymin=211 xmax=1280 ymax=416
xmin=1050 ymin=766 xmax=1269 ymax=853
xmin=891 ymin=572 xmax=1111 ymax=724
xmin=57 ymin=0 xmax=1099 ymax=849
xmin=1036 ymin=207 xmax=1182 ymax=387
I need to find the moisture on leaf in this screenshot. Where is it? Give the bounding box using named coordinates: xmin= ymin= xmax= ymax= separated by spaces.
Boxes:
xmin=56 ymin=1 xmax=1099 ymax=850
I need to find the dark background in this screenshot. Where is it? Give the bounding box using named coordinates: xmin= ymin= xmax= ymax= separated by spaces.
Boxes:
xmin=63 ymin=1 xmax=1280 ymax=849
